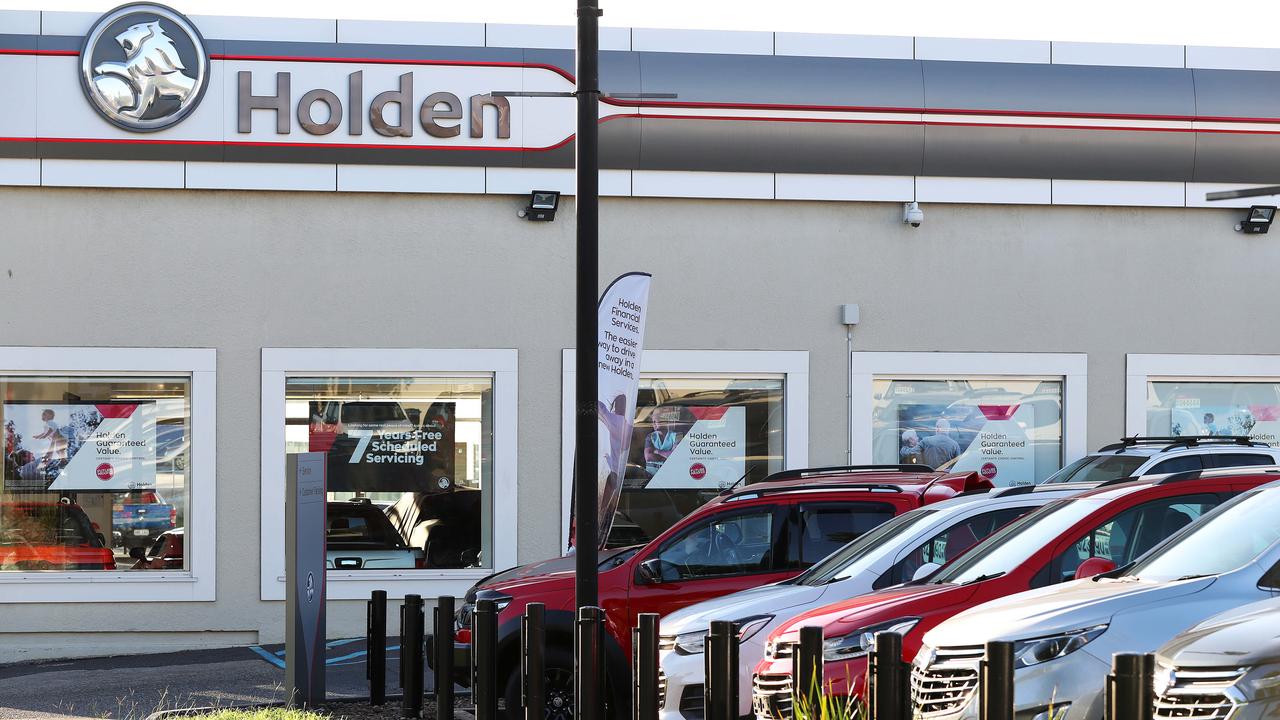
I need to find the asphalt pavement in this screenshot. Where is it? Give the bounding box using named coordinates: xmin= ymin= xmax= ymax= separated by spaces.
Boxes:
xmin=0 ymin=638 xmax=413 ymax=719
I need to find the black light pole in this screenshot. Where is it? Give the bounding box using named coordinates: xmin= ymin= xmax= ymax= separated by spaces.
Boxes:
xmin=574 ymin=0 xmax=601 ymax=611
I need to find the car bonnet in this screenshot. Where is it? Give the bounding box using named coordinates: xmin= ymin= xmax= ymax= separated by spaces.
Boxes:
xmin=768 ymin=582 xmax=974 ymax=645
xmin=1158 ymin=597 xmax=1280 ymax=668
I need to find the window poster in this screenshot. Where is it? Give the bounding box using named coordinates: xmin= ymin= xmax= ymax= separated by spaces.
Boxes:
xmin=3 ymin=402 xmax=157 ymax=491
xmin=1146 ymin=382 xmax=1280 ymax=445
xmin=308 ymin=400 xmax=456 ymax=493
xmin=643 ymin=405 xmax=747 ymax=490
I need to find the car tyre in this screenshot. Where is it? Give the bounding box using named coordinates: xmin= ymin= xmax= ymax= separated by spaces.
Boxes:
xmin=502 ymin=647 xmax=576 ymax=720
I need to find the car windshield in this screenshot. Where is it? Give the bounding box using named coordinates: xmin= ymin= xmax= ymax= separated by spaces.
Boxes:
xmin=1127 ymin=487 xmax=1280 ymax=582
xmin=1042 ymin=455 xmax=1145 ymax=484
xmin=796 ymin=507 xmax=941 ymax=586
xmin=932 ymin=497 xmax=1107 ymax=584
xmin=327 ymin=505 xmax=403 ymax=548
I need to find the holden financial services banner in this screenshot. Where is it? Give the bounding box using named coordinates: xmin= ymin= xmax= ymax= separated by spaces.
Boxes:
xmin=594 ymin=272 xmax=652 ymax=549
xmin=3 ymin=402 xmax=157 ymax=491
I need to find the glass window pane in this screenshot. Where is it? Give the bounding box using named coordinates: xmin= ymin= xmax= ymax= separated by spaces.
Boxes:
xmin=285 ymin=376 xmax=493 ymax=571
xmin=797 ymin=503 xmax=897 ymax=565
xmin=873 ymin=376 xmax=1064 ymax=485
xmin=1146 ymin=381 xmax=1280 ymax=443
xmin=609 ymin=375 xmax=784 ymax=547
xmin=1053 ymin=494 xmax=1220 ymax=583
xmin=652 ymin=509 xmax=777 ymax=580
xmin=0 ymin=376 xmax=190 ymax=572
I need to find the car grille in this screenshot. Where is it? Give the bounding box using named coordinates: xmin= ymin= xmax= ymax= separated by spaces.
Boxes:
xmin=910 ymin=645 xmax=985 ymax=718
xmin=752 ymin=673 xmax=793 ymax=720
xmin=766 ymin=640 xmax=794 ymax=660
xmin=1152 ymin=664 xmax=1245 ymax=719
xmin=657 ymin=670 xmax=667 ymax=710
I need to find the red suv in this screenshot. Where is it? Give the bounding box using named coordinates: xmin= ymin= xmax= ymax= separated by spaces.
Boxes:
xmin=0 ymin=500 xmax=116 ymax=571
xmin=448 ymin=465 xmax=992 ymax=717
xmin=751 ymin=468 xmax=1279 ymax=719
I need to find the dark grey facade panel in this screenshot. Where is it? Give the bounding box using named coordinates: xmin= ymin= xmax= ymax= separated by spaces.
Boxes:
xmin=635 ymin=53 xmax=925 ymax=109
xmin=1193 ymin=133 xmax=1280 ymax=183
xmin=922 ymin=125 xmax=1195 ymax=180
xmin=1192 ymin=69 xmax=1280 ymax=120
xmin=636 ymin=118 xmax=924 ymax=175
xmin=0 ymin=33 xmax=38 ymax=51
xmin=920 ymin=61 xmax=1196 ymax=117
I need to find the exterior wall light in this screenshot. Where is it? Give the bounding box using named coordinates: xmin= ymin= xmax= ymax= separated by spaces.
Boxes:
xmin=1236 ymin=205 xmax=1277 ymax=234
xmin=518 ymin=190 xmax=560 ymax=221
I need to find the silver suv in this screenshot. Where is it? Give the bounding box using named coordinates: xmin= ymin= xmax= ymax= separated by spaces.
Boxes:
xmin=1043 ymin=436 xmax=1280 ymax=484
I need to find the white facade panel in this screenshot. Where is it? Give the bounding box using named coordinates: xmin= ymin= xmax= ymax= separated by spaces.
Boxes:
xmin=632 ymin=170 xmax=774 ymax=199
xmin=336 ymin=164 xmax=486 ymax=194
xmin=483 ymin=167 xmax=631 ymax=196
xmin=916 ymin=176 xmax=1052 ymax=204
xmin=915 ymin=36 xmax=1050 ymax=64
xmin=1052 ymin=180 xmax=1185 ymax=207
xmin=486 ymin=23 xmax=630 ymax=51
xmin=1186 ymin=45 xmax=1280 ymax=71
xmin=187 ymin=14 xmax=335 ymax=42
xmin=775 ymin=173 xmax=914 ymax=202
xmin=38 ymin=10 xmax=97 ymax=36
xmin=337 ymin=19 xmax=486 ymax=47
xmin=41 ymin=159 xmax=185 ymax=189
xmin=0 ymin=158 xmax=39 ymax=186
xmin=773 ymin=32 xmax=914 ymax=59
xmin=1051 ymin=41 xmax=1184 ymax=68
xmin=0 ymin=9 xmax=39 ymax=34
xmin=631 ymin=28 xmax=773 ymax=55
xmin=0 ymin=55 xmax=35 ymax=140
xmin=185 ymin=161 xmax=336 ymax=191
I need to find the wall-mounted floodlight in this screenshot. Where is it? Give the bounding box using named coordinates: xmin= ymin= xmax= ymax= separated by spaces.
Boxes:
xmin=1236 ymin=205 xmax=1277 ymax=234
xmin=518 ymin=190 xmax=560 ymax=221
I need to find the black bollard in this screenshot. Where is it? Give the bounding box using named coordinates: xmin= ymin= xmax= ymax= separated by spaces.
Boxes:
xmin=524 ymin=603 xmax=547 ymax=720
xmin=794 ymin=626 xmax=824 ymax=720
xmin=402 ymin=594 xmax=425 ymax=719
xmin=368 ymin=590 xmax=387 ymax=706
xmin=632 ymin=613 xmax=659 ymax=720
xmin=704 ymin=621 xmax=739 ymax=720
xmin=434 ymin=595 xmax=455 ymax=720
xmin=869 ymin=632 xmax=907 ymax=720
xmin=575 ymin=606 xmax=605 ymax=720
xmin=1107 ymin=653 xmax=1154 ymax=720
xmin=980 ymin=641 xmax=1014 ymax=720
xmin=474 ymin=599 xmax=499 ymax=720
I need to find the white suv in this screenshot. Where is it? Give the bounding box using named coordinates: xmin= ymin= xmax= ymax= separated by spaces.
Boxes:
xmin=914 ymin=474 xmax=1280 ymax=720
xmin=1042 ymin=436 xmax=1280 ymax=484
xmin=656 ymin=483 xmax=1091 ymax=720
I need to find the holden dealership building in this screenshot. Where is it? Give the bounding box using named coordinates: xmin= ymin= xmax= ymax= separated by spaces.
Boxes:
xmin=6 ymin=2 xmax=1280 ymax=662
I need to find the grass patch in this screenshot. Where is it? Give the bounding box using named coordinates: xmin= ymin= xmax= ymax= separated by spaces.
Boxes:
xmin=187 ymin=709 xmax=331 ymax=720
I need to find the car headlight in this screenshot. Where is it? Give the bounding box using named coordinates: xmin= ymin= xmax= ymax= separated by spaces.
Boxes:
xmin=1235 ymin=663 xmax=1280 ymax=702
xmin=673 ymin=615 xmax=776 ymax=655
xmin=1012 ymin=625 xmax=1108 ymax=669
xmin=823 ymin=618 xmax=920 ymax=662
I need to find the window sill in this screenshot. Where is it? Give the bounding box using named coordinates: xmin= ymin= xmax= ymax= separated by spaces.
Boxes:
xmin=266 ymin=569 xmax=491 ymax=601
xmin=0 ymin=571 xmax=211 ymax=603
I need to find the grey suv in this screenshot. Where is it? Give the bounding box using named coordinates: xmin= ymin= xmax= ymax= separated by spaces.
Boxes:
xmin=1043 ymin=436 xmax=1280 ymax=484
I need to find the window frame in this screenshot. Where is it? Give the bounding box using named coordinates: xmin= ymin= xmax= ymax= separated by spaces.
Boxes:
xmin=1126 ymin=354 xmax=1280 ymax=439
xmin=851 ymin=352 xmax=1088 ymax=481
xmin=260 ymin=348 xmax=517 ymax=601
xmin=558 ymin=349 xmax=809 ymax=551
xmin=0 ymin=347 xmax=215 ymax=603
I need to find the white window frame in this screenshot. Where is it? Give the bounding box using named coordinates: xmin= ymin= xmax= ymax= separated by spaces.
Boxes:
xmin=260 ymin=348 xmax=517 ymax=601
xmin=0 ymin=347 xmax=216 ymax=603
xmin=851 ymin=352 xmax=1087 ymax=473
xmin=559 ymin=349 xmax=809 ymax=550
xmin=1126 ymin=354 xmax=1280 ymax=435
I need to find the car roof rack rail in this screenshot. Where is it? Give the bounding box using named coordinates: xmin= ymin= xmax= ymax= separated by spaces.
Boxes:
xmin=760 ymin=464 xmax=934 ymax=483
xmin=1099 ymin=436 xmax=1268 ymax=453
xmin=725 ymin=482 xmax=906 ymax=502
xmin=990 ymin=484 xmax=1037 ymax=497
xmin=1155 ymin=465 xmax=1280 ymax=485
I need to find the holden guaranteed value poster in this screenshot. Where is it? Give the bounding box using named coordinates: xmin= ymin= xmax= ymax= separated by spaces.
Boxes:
xmin=3 ymin=401 xmax=157 ymax=491
xmin=642 ymin=405 xmax=746 ymax=490
xmin=308 ymin=400 xmax=456 ymax=494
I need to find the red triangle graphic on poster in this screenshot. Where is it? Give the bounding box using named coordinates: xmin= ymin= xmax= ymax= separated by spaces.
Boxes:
xmin=1250 ymin=405 xmax=1280 ymax=422
xmin=689 ymin=406 xmax=730 ymax=421
xmin=96 ymin=404 xmax=138 ymax=418
xmin=978 ymin=404 xmax=1021 ymax=421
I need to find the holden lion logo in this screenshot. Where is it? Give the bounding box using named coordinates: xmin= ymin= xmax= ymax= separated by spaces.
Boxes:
xmin=79 ymin=3 xmax=209 ymax=132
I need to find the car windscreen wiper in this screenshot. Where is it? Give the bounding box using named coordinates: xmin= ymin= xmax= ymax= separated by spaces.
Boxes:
xmin=1174 ymin=573 xmax=1215 ymax=581
xmin=958 ymin=571 xmax=1006 ymax=586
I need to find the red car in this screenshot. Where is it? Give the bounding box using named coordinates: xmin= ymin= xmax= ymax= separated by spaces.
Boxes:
xmin=448 ymin=465 xmax=992 ymax=717
xmin=130 ymin=527 xmax=184 ymax=570
xmin=751 ymin=468 xmax=1278 ymax=718
xmin=0 ymin=500 xmax=116 ymax=571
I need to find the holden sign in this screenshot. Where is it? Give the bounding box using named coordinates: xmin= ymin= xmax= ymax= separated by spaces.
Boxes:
xmin=79 ymin=3 xmax=210 ymax=132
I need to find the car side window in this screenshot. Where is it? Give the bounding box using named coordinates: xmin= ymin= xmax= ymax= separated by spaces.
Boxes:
xmin=1046 ymin=493 xmax=1221 ymax=585
xmin=877 ymin=507 xmax=1029 ymax=588
xmin=650 ymin=509 xmax=778 ymax=582
xmin=796 ymin=502 xmax=896 ymax=566
xmin=1209 ymin=453 xmax=1275 ymax=468
xmin=1149 ymin=455 xmax=1205 ymax=475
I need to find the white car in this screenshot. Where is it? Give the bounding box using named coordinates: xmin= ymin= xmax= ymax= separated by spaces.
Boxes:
xmin=655 ymin=483 xmax=1090 ymax=720
xmin=913 ymin=475 xmax=1280 ymax=720
xmin=1041 ymin=436 xmax=1280 ymax=484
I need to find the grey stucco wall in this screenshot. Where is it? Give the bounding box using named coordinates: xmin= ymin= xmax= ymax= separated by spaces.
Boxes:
xmin=1 ymin=187 xmax=1277 ymax=660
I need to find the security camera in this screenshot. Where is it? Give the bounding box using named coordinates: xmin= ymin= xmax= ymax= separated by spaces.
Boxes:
xmin=903 ymin=202 xmax=924 ymax=228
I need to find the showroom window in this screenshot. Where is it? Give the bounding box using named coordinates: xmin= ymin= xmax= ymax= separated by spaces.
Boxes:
xmin=1127 ymin=355 xmax=1280 ymax=445
xmin=0 ymin=348 xmax=215 ymax=603
xmin=262 ymin=349 xmax=516 ymax=600
xmin=561 ymin=350 xmax=808 ymax=549
xmin=853 ymin=353 xmax=1087 ymax=487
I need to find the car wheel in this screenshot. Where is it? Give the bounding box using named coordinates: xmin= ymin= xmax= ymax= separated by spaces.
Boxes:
xmin=502 ymin=647 xmax=576 ymax=720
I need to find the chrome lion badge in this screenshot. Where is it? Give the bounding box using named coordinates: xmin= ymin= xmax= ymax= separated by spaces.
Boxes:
xmin=79 ymin=3 xmax=209 ymax=132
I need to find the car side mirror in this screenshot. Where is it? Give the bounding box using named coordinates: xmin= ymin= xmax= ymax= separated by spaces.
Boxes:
xmin=128 ymin=546 xmax=146 ymax=560
xmin=912 ymin=562 xmax=942 ymax=582
xmin=1075 ymin=557 xmax=1117 ymax=580
xmin=636 ymin=558 xmax=663 ymax=585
